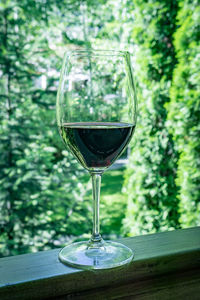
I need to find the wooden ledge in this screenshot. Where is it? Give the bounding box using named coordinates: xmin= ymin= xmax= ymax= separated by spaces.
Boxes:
xmin=0 ymin=227 xmax=200 ymax=299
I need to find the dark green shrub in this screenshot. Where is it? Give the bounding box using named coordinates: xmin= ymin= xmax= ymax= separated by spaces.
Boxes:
xmin=166 ymin=0 xmax=200 ymax=227
xmin=123 ymin=0 xmax=180 ymax=235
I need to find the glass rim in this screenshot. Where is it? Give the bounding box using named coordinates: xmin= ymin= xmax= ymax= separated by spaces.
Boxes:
xmin=64 ymin=49 xmax=130 ymax=57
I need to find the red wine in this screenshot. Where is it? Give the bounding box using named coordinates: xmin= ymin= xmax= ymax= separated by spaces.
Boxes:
xmin=60 ymin=122 xmax=135 ymax=170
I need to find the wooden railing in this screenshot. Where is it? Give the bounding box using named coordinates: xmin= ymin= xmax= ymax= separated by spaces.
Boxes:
xmin=0 ymin=227 xmax=200 ymax=299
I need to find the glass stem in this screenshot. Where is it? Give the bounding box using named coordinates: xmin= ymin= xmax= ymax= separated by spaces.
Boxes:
xmin=91 ymin=172 xmax=102 ymax=243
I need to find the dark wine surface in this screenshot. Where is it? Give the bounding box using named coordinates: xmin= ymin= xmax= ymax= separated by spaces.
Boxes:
xmin=60 ymin=122 xmax=135 ymax=170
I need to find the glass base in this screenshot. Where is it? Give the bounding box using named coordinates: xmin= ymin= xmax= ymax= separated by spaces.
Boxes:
xmin=58 ymin=240 xmax=134 ymax=270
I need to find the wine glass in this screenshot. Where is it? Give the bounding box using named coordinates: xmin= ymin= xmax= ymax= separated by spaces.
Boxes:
xmin=56 ymin=49 xmax=137 ymax=269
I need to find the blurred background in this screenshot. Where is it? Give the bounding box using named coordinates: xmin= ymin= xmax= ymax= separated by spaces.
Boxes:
xmin=0 ymin=0 xmax=199 ymax=257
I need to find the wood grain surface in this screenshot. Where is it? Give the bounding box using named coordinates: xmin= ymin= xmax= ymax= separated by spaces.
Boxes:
xmin=0 ymin=227 xmax=200 ymax=299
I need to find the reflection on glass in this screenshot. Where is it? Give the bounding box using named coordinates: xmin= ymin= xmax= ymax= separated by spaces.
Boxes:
xmin=56 ymin=50 xmax=137 ymax=269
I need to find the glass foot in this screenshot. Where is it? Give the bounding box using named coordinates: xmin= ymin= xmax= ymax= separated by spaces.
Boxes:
xmin=58 ymin=240 xmax=134 ymax=270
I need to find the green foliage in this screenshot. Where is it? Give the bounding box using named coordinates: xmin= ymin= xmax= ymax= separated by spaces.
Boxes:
xmin=123 ymin=0 xmax=180 ymax=236
xmin=0 ymin=0 xmax=199 ymax=257
xmin=0 ymin=0 xmax=128 ymax=257
xmin=0 ymin=0 xmax=92 ymax=257
xmin=166 ymin=0 xmax=200 ymax=227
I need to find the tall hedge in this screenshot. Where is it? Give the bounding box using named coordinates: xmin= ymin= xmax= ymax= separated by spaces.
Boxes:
xmin=123 ymin=0 xmax=180 ymax=235
xmin=166 ymin=0 xmax=200 ymax=227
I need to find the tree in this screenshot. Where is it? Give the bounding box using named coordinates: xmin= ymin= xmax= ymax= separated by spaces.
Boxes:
xmin=166 ymin=0 xmax=200 ymax=227
xmin=123 ymin=0 xmax=180 ymax=236
xmin=0 ymin=0 xmax=91 ymax=257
